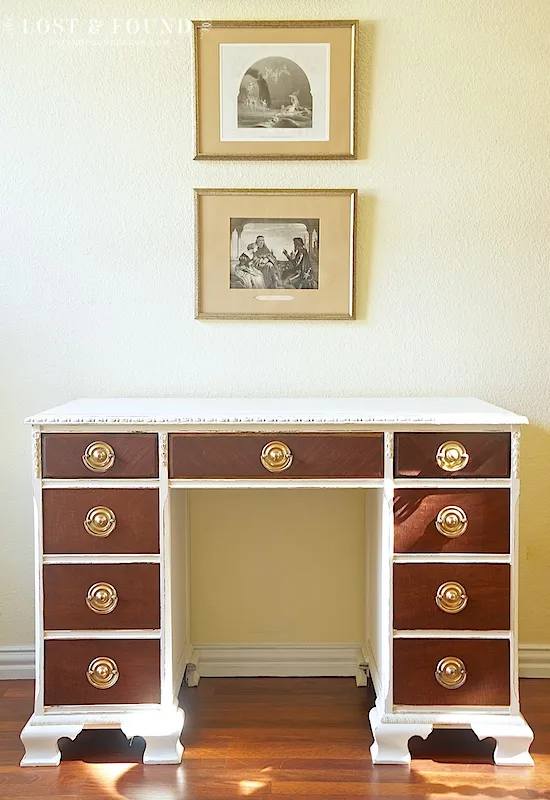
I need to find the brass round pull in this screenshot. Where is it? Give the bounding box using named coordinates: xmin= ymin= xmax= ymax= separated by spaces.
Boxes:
xmin=435 ymin=505 xmax=468 ymax=538
xmin=435 ymin=656 xmax=467 ymax=689
xmin=435 ymin=440 xmax=469 ymax=473
xmin=260 ymin=441 xmax=293 ymax=473
xmin=435 ymin=581 xmax=468 ymax=614
xmin=82 ymin=441 xmax=115 ymax=473
xmin=86 ymin=582 xmax=118 ymax=614
xmin=86 ymin=656 xmax=119 ymax=689
xmin=84 ymin=506 xmax=117 ymax=538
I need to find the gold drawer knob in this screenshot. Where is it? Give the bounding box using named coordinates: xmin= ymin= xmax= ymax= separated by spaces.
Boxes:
xmin=86 ymin=582 xmax=118 ymax=614
xmin=435 ymin=505 xmax=468 ymax=538
xmin=86 ymin=656 xmax=119 ymax=689
xmin=84 ymin=506 xmax=117 ymax=537
xmin=260 ymin=441 xmax=293 ymax=473
xmin=435 ymin=581 xmax=468 ymax=614
xmin=435 ymin=440 xmax=469 ymax=472
xmin=435 ymin=656 xmax=467 ymax=689
xmin=82 ymin=441 xmax=115 ymax=473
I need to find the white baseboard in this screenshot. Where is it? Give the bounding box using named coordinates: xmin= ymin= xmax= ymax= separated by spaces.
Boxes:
xmin=518 ymin=645 xmax=550 ymax=678
xmin=193 ymin=644 xmax=363 ymax=678
xmin=2 ymin=644 xmax=550 ymax=680
xmin=0 ymin=646 xmax=35 ymax=680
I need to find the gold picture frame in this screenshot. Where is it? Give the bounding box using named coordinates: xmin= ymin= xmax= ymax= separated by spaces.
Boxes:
xmin=195 ymin=188 xmax=356 ymax=320
xmin=193 ymin=20 xmax=357 ymax=160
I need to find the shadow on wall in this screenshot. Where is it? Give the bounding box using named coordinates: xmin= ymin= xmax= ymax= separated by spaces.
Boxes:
xmin=356 ymin=193 xmax=377 ymax=321
xmin=356 ymin=21 xmax=375 ymax=161
xmin=518 ymin=424 xmax=550 ymax=643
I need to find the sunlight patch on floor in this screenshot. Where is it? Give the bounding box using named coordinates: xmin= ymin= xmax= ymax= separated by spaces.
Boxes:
xmin=239 ymin=779 xmax=268 ymax=794
xmin=84 ymin=762 xmax=135 ymax=798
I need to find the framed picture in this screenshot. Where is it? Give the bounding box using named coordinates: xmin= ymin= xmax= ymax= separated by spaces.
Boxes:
xmin=195 ymin=188 xmax=356 ymax=319
xmin=193 ymin=20 xmax=357 ymax=160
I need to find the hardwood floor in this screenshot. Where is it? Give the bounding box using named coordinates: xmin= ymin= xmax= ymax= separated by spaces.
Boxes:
xmin=1 ymin=677 xmax=550 ymax=798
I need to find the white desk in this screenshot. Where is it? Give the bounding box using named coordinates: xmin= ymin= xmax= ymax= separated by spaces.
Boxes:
xmin=20 ymin=398 xmax=533 ymax=766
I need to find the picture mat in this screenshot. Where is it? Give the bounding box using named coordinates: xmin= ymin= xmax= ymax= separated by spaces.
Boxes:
xmin=220 ymin=43 xmax=330 ymax=141
xmin=197 ymin=192 xmax=354 ymax=317
xmin=195 ymin=24 xmax=354 ymax=158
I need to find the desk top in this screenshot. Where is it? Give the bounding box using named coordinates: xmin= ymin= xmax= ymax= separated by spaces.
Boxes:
xmin=26 ymin=398 xmax=528 ymax=426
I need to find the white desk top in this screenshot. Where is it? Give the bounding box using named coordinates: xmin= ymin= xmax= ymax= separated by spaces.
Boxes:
xmin=26 ymin=398 xmax=528 ymax=426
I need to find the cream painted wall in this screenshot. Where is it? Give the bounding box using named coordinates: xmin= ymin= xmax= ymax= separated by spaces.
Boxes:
xmin=1 ymin=0 xmax=549 ymax=648
xmin=189 ymin=489 xmax=366 ymax=643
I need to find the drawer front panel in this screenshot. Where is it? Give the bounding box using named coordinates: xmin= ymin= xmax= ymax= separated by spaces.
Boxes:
xmin=43 ymin=564 xmax=160 ymax=630
xmin=394 ymin=433 xmax=510 ymax=478
xmin=394 ymin=488 xmax=510 ymax=553
xmin=393 ymin=638 xmax=510 ymax=706
xmin=393 ymin=564 xmax=510 ymax=630
xmin=169 ymin=433 xmax=384 ymax=479
xmin=42 ymin=433 xmax=158 ymax=479
xmin=43 ymin=488 xmax=159 ymax=554
xmin=44 ymin=639 xmax=160 ymax=706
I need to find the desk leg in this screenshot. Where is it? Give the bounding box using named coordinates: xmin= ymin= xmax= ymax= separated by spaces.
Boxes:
xmin=369 ymin=705 xmax=432 ymax=765
xmin=184 ymin=661 xmax=200 ymax=687
xmin=355 ymin=660 xmax=369 ymax=687
xmin=20 ymin=715 xmax=83 ymax=766
xmin=471 ymin=718 xmax=534 ymax=766
xmin=121 ymin=708 xmax=185 ymax=765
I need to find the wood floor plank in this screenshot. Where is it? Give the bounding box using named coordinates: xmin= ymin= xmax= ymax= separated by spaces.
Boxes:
xmin=0 ymin=677 xmax=548 ymax=798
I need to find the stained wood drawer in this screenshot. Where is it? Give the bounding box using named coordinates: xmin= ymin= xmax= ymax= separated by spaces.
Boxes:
xmin=169 ymin=433 xmax=384 ymax=479
xmin=393 ymin=564 xmax=510 ymax=630
xmin=394 ymin=488 xmax=510 ymax=554
xmin=42 ymin=434 xmax=158 ymax=479
xmin=393 ymin=638 xmax=510 ymax=706
xmin=394 ymin=433 xmax=510 ymax=478
xmin=43 ymin=564 xmax=160 ymax=630
xmin=44 ymin=639 xmax=160 ymax=706
xmin=43 ymin=488 xmax=159 ymax=554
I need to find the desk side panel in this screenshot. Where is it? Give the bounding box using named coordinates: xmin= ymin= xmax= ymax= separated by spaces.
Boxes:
xmin=366 ymin=487 xmax=386 ymax=696
xmin=169 ymin=489 xmax=192 ymax=697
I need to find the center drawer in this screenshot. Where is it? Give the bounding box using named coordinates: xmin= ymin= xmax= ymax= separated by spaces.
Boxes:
xmin=43 ymin=563 xmax=160 ymax=630
xmin=169 ymin=433 xmax=384 ymax=479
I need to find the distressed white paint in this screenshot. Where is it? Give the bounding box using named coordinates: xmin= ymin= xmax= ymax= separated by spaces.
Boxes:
xmin=20 ymin=709 xmax=185 ymax=767
xmin=370 ymin=705 xmax=534 ymax=767
xmin=25 ymin=397 xmax=528 ymax=426
xmin=19 ymin=397 xmax=533 ymax=766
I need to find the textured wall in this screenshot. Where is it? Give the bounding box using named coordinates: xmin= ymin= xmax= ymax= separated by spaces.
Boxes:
xmin=1 ymin=0 xmax=549 ymax=647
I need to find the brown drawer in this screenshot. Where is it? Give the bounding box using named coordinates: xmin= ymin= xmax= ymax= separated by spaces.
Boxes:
xmin=169 ymin=433 xmax=384 ymax=479
xmin=43 ymin=488 xmax=159 ymax=554
xmin=44 ymin=639 xmax=160 ymax=706
xmin=394 ymin=433 xmax=510 ymax=478
xmin=43 ymin=564 xmax=160 ymax=630
xmin=393 ymin=564 xmax=510 ymax=630
xmin=394 ymin=488 xmax=510 ymax=554
xmin=42 ymin=434 xmax=158 ymax=479
xmin=393 ymin=638 xmax=510 ymax=706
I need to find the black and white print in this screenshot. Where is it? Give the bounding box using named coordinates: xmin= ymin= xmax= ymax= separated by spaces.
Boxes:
xmin=230 ymin=218 xmax=319 ymax=290
xmin=219 ymin=43 xmax=330 ymax=142
xmin=237 ymin=56 xmax=313 ymax=130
